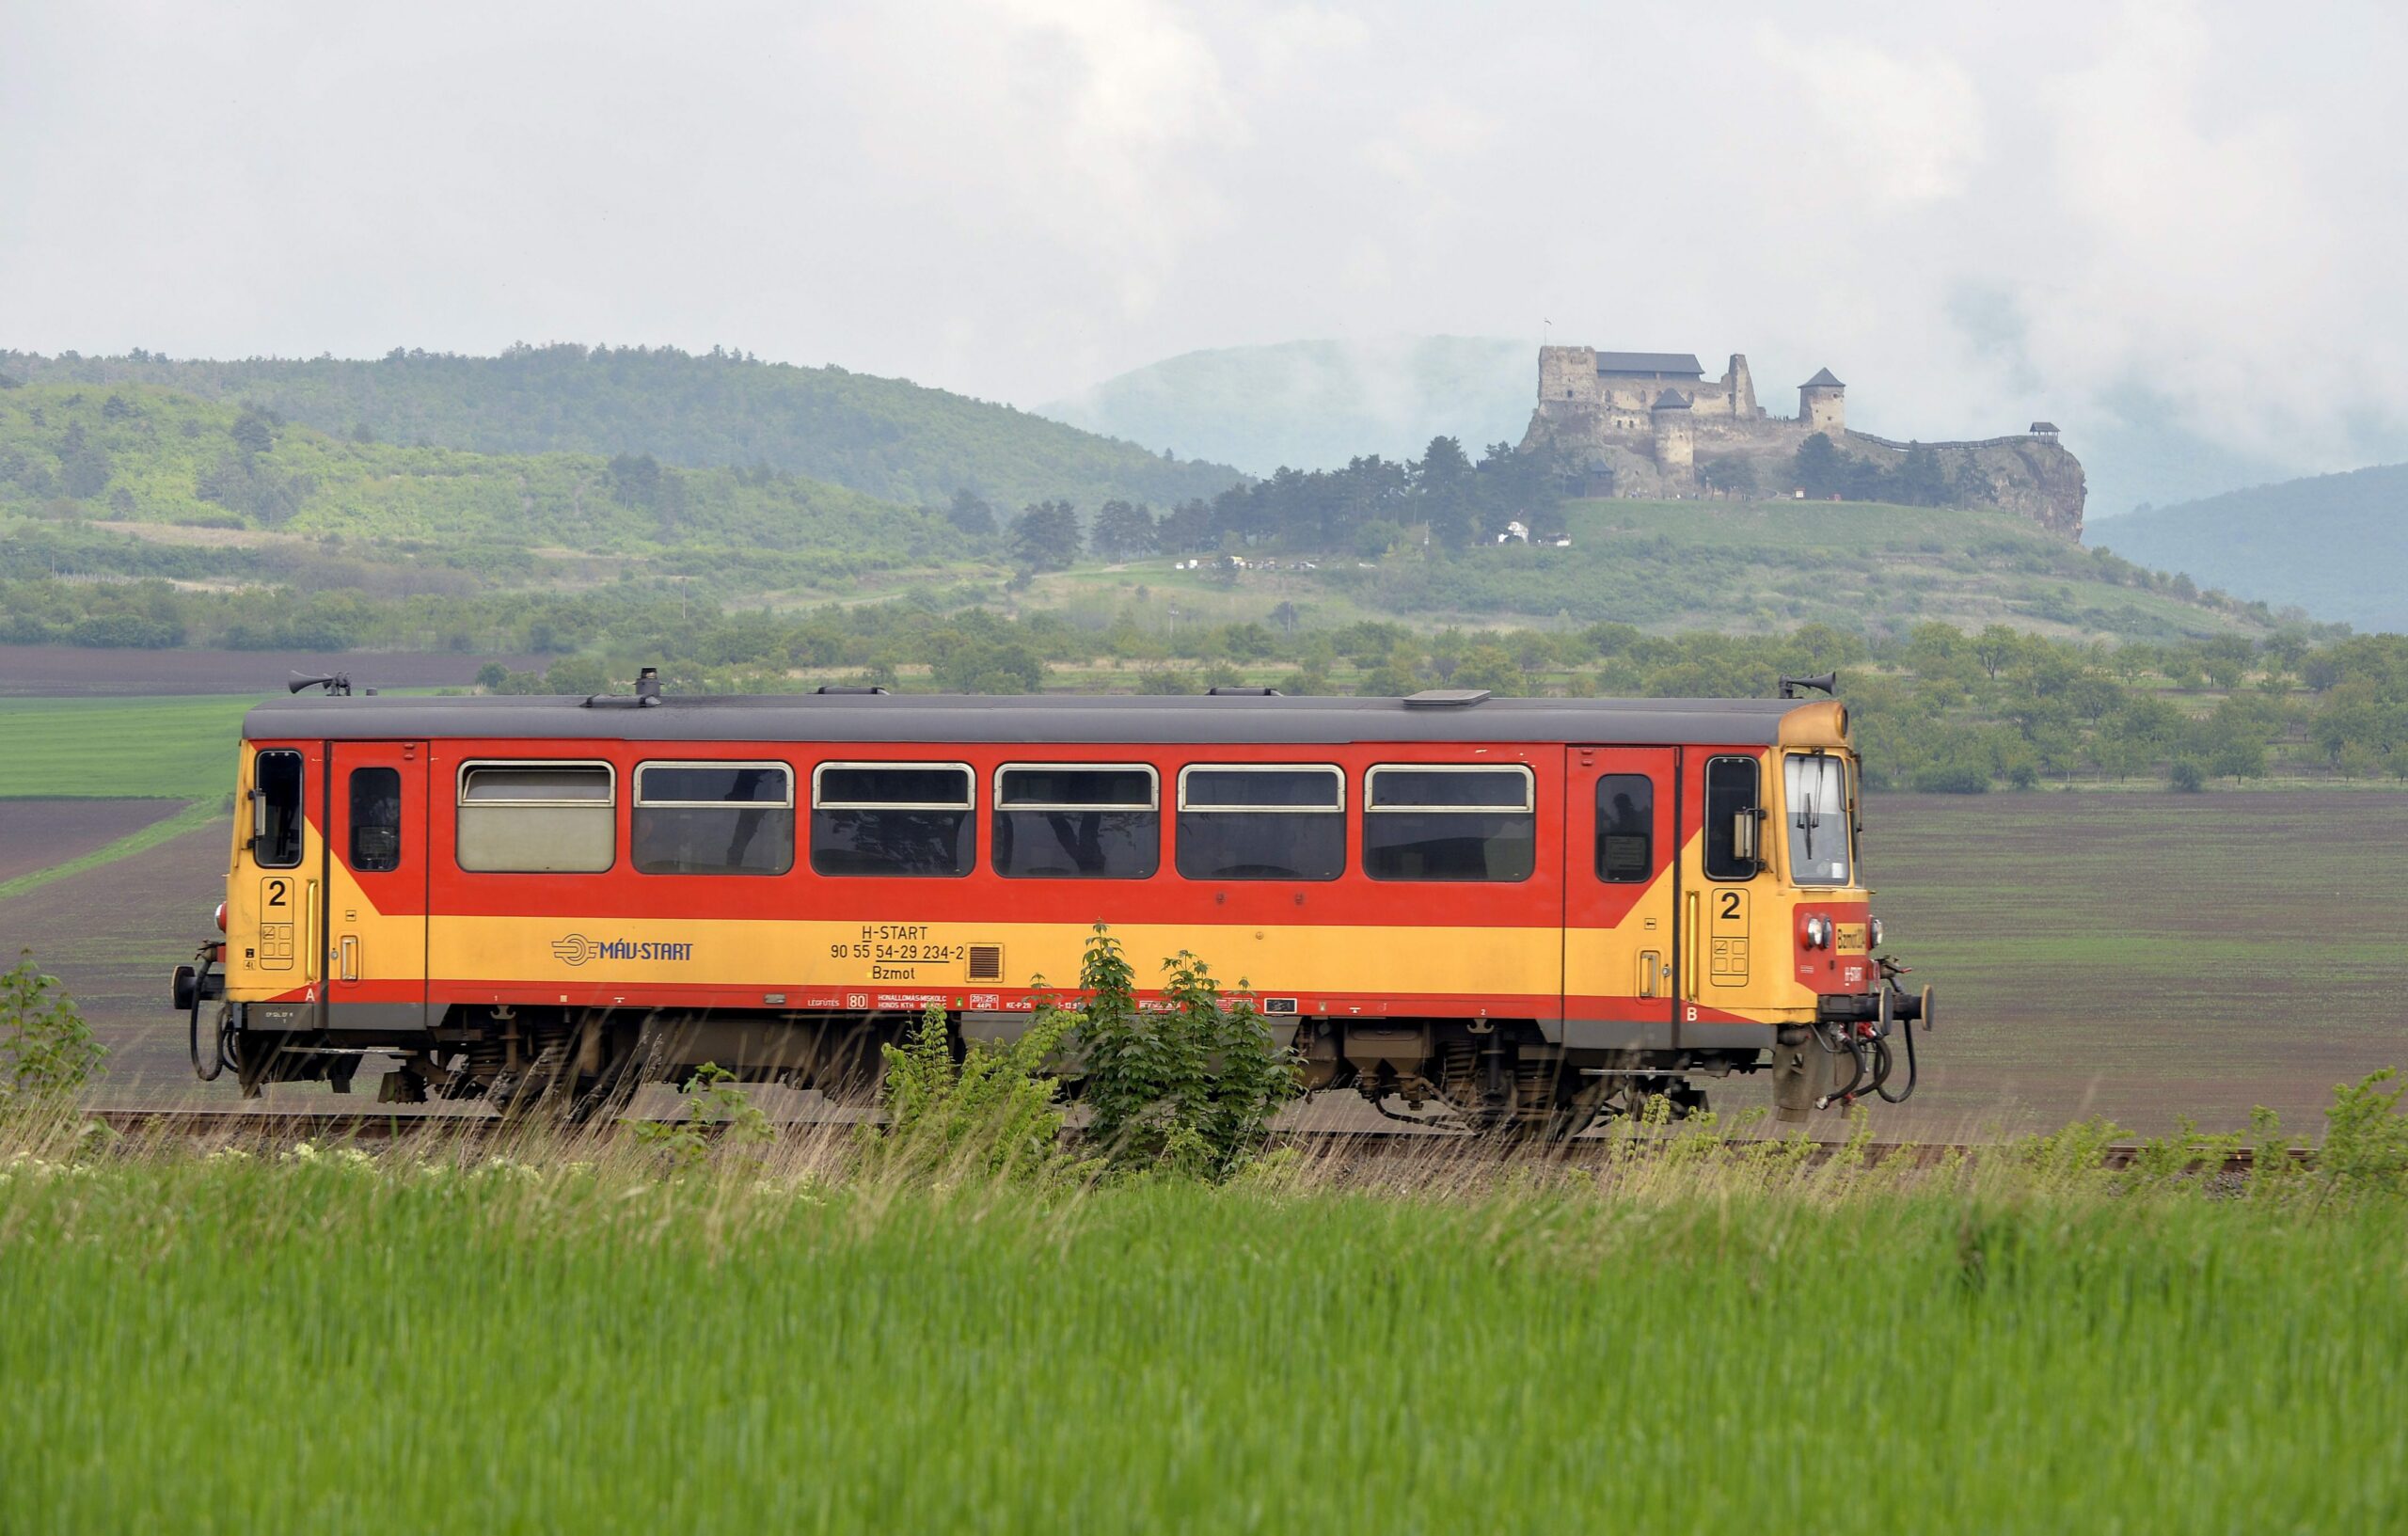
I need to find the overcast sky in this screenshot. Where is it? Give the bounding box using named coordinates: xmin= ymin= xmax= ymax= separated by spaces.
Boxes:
xmin=5 ymin=0 xmax=2404 ymax=489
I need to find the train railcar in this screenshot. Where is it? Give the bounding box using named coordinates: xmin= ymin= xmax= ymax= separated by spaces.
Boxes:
xmin=170 ymin=681 xmax=1930 ymax=1130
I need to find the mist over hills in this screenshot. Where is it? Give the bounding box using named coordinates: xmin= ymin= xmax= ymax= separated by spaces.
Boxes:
xmin=0 ymin=345 xmax=1245 ymax=514
xmin=1038 ymin=337 xmax=1536 ymax=475
xmin=2088 ymin=465 xmax=2408 ymax=632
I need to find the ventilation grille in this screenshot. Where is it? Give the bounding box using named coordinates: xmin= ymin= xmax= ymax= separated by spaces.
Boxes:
xmin=967 ymin=944 xmax=1003 ymax=982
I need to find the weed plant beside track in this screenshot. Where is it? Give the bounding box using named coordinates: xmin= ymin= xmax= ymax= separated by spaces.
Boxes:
xmin=2 ymin=1098 xmax=2404 ymax=1531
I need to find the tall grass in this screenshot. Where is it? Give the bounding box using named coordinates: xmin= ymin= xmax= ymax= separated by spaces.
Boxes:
xmin=3 ymin=1102 xmax=2403 ymax=1532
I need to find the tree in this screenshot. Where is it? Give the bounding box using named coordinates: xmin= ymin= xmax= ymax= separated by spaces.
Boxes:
xmin=230 ymin=405 xmax=277 ymax=456
xmin=58 ymin=444 xmax=112 ymax=499
xmin=1008 ymin=500 xmax=1082 ymax=572
xmin=351 ymin=420 xmax=376 ymax=444
xmin=1158 ymin=499 xmax=1214 ymax=553
xmin=1089 ymin=499 xmax=1158 ymax=560
xmin=945 ymin=489 xmax=997 ymax=537
xmin=1893 ymin=442 xmax=1949 ymax=506
xmin=1414 ymin=435 xmax=1476 ymax=550
xmin=1793 ymin=433 xmax=1845 ymax=498
xmin=1973 ymin=625 xmax=2021 ymax=681
xmin=608 ymin=452 xmax=662 ymax=508
xmin=1699 ymin=455 xmax=1759 ymax=498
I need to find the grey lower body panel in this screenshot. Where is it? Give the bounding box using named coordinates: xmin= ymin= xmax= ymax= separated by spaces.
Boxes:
xmin=1556 ymin=1018 xmax=1772 ymax=1051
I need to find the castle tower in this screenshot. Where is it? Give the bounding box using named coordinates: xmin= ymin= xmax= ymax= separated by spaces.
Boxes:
xmin=1650 ymin=388 xmax=1694 ymax=472
xmin=1724 ymin=354 xmax=1758 ymax=418
xmin=1538 ymin=345 xmax=1599 ymax=404
xmin=1798 ymin=368 xmax=1846 ymax=435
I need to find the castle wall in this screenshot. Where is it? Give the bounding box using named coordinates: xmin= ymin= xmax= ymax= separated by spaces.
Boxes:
xmin=1652 ymin=413 xmax=1695 ymax=470
xmin=1519 ymin=341 xmax=2085 ymax=536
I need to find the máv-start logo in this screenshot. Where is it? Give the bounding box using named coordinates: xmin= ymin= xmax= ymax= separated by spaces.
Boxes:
xmin=551 ymin=934 xmax=696 ymax=966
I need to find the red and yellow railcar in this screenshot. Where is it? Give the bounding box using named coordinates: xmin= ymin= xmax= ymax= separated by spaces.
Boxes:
xmin=173 ymin=683 xmax=1928 ymax=1128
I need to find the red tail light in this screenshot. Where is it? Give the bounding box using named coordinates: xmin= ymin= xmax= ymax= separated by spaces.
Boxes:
xmin=214 ymin=902 xmax=228 ymax=933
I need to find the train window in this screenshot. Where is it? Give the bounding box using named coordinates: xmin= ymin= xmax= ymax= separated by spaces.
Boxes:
xmin=992 ymin=765 xmax=1159 ymax=879
xmin=811 ymin=762 xmax=974 ymax=878
xmin=456 ymin=762 xmax=616 ymax=874
xmin=1364 ymin=766 xmax=1535 ymax=882
xmin=1594 ymin=773 xmax=1653 ymax=883
xmin=252 ymin=749 xmax=305 ymax=868
xmin=633 ymin=762 xmax=794 ymax=876
xmin=349 ymin=767 xmax=403 ymax=873
xmin=1174 ymin=765 xmax=1344 ymax=881
xmin=1703 ymin=756 xmax=1762 ymax=880
xmin=1782 ymin=753 xmax=1852 ymax=887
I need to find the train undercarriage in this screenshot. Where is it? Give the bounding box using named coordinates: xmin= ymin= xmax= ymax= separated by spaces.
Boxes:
xmin=182 ymin=989 xmax=1919 ymax=1135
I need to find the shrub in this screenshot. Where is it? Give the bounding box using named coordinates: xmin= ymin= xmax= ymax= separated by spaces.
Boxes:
xmin=873 ymin=1002 xmax=1072 ymax=1182
xmin=1071 ymin=926 xmax=1299 ymax=1180
xmin=0 ymin=952 xmax=105 ymax=1105
xmin=629 ymin=1063 xmax=773 ymax=1166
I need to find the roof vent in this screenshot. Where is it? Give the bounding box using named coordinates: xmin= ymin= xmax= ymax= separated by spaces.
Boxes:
xmin=1205 ymin=686 xmax=1281 ymax=697
xmin=1403 ymin=689 xmax=1491 ymax=706
xmin=815 ymin=685 xmax=891 ymax=695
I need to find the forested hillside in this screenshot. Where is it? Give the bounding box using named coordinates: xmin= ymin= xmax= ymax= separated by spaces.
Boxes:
xmin=2091 ymin=464 xmax=2408 ymax=631
xmin=0 ymin=345 xmax=1246 ymax=512
xmin=0 ymin=382 xmax=967 ymax=637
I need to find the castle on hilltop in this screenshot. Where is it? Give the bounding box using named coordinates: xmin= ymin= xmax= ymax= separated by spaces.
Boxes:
xmin=1519 ymin=346 xmax=2085 ymax=537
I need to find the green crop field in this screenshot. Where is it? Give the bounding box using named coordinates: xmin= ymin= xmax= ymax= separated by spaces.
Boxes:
xmin=0 ymin=693 xmax=251 ymax=799
xmin=0 ymin=693 xmax=249 ymax=800
xmin=2 ymin=1130 xmax=2404 ymax=1531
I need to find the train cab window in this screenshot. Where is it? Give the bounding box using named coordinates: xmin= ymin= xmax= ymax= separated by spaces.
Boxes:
xmin=1594 ymin=773 xmax=1653 ymax=883
xmin=456 ymin=762 xmax=616 ymax=874
xmin=633 ymin=762 xmax=794 ymax=876
xmin=251 ymin=749 xmax=305 ymax=869
xmin=1175 ymin=766 xmax=1344 ymax=881
xmin=349 ymin=767 xmax=403 ymax=873
xmin=992 ymin=765 xmax=1158 ymax=879
xmin=1364 ymin=766 xmax=1535 ymax=882
xmin=811 ymin=763 xmax=974 ymax=878
xmin=1783 ymin=753 xmax=1852 ymax=887
xmin=1703 ymin=756 xmax=1762 ymax=880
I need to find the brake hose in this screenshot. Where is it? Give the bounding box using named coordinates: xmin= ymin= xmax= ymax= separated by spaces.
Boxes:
xmin=1877 ymin=1016 xmax=1918 ymax=1104
xmin=188 ymin=944 xmax=226 ymax=1083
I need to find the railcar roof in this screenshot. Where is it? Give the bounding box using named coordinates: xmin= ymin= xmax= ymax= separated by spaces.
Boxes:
xmin=241 ymin=692 xmax=1819 ymax=748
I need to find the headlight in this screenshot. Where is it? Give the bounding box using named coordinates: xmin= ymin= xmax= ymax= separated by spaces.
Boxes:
xmin=1803 ymin=915 xmax=1832 ymax=949
xmin=1869 ymin=916 xmax=1885 ymax=949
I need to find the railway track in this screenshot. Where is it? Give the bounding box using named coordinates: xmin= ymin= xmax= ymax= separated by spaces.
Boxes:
xmin=73 ymin=1107 xmax=2289 ymax=1176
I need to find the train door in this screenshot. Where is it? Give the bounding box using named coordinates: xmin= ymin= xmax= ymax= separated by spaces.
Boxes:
xmin=323 ymin=740 xmax=429 ymax=1030
xmin=1677 ymin=751 xmax=1768 ymax=1037
xmin=1561 ymin=747 xmax=1678 ymax=1047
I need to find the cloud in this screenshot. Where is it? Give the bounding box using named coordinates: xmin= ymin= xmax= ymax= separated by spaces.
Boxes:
xmin=1755 ymin=30 xmax=1987 ymax=204
xmin=3 ymin=0 xmax=2406 ymax=508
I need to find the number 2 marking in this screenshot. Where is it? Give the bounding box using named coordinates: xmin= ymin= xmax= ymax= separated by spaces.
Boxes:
xmin=1719 ymin=891 xmax=1740 ymax=921
xmin=265 ymin=879 xmax=288 ymax=909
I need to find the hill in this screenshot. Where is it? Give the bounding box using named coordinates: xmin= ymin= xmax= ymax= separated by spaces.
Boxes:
xmin=0 ymin=345 xmax=1245 ymax=513
xmin=1038 ymin=336 xmax=1533 ymax=475
xmin=1037 ymin=499 xmax=2284 ymax=642
xmin=2087 ymin=464 xmax=2408 ymax=631
xmin=0 ymin=382 xmax=964 ymax=609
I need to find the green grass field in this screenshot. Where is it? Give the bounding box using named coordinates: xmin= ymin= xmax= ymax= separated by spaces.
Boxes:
xmin=0 ymin=693 xmax=249 ymax=800
xmin=2 ymin=1131 xmax=2403 ymax=1531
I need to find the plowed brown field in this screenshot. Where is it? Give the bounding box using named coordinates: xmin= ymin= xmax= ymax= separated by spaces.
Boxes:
xmin=0 ymin=799 xmax=187 ymax=884
xmin=0 ymin=646 xmax=545 ymax=697
xmin=8 ymin=792 xmax=2404 ymax=1129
